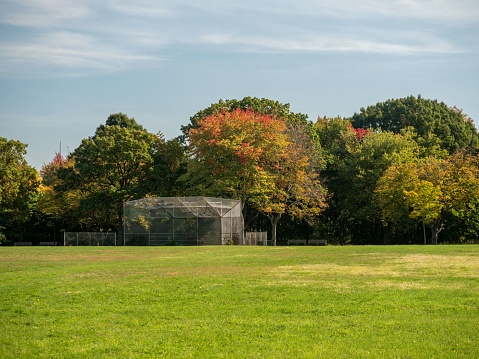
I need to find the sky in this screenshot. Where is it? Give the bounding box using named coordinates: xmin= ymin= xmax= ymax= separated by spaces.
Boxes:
xmin=1 ymin=0 xmax=478 ymax=170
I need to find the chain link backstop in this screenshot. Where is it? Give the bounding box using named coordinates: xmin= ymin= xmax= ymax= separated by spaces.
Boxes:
xmin=123 ymin=197 xmax=243 ymax=246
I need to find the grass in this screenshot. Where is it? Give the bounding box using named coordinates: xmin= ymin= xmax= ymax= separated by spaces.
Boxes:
xmin=1 ymin=245 xmax=478 ymax=358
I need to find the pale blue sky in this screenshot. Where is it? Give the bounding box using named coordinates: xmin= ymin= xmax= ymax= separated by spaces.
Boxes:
xmin=1 ymin=0 xmax=478 ymax=169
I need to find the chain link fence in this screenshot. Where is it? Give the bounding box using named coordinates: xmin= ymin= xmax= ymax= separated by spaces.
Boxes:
xmin=64 ymin=232 xmax=117 ymax=246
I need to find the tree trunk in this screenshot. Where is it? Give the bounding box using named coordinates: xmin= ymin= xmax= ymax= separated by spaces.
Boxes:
xmin=430 ymin=219 xmax=443 ymax=245
xmin=117 ymin=203 xmax=124 ymax=246
xmin=269 ymin=213 xmax=282 ymax=246
xmin=431 ymin=225 xmax=439 ymax=245
xmin=423 ymin=220 xmax=426 ymax=245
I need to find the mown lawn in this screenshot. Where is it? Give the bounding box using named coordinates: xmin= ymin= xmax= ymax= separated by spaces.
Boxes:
xmin=1 ymin=245 xmax=478 ymax=358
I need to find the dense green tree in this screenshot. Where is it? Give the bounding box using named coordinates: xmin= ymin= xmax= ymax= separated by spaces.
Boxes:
xmin=146 ymin=135 xmax=188 ymax=197
xmin=351 ymin=95 xmax=479 ymax=155
xmin=96 ymin=112 xmax=146 ymax=132
xmin=314 ymin=116 xmax=357 ymax=162
xmin=57 ymin=115 xmax=158 ymax=237
xmin=324 ymin=128 xmax=419 ymax=244
xmin=313 ymin=117 xmax=363 ymax=244
xmin=0 ymin=137 xmax=39 ymax=243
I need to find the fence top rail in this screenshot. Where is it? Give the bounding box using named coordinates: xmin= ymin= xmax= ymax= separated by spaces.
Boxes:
xmin=64 ymin=232 xmax=116 ymax=235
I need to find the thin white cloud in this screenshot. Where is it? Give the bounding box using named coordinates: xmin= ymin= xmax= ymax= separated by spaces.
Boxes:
xmin=182 ymin=0 xmax=479 ymax=23
xmin=0 ymin=1 xmax=168 ymax=76
xmin=0 ymin=0 xmax=90 ymax=27
xmin=186 ymin=0 xmax=479 ymax=23
xmin=0 ymin=0 xmax=476 ymax=77
xmin=365 ymin=0 xmax=479 ymax=22
xmin=0 ymin=31 xmax=161 ymax=76
xmin=200 ymin=33 xmax=462 ymax=55
xmin=105 ymin=0 xmax=176 ymax=18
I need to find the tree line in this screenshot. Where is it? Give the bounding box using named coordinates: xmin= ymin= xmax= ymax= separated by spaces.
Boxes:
xmin=1 ymin=95 xmax=478 ymax=245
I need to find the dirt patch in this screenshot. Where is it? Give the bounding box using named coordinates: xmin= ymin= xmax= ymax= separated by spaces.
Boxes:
xmin=270 ymin=253 xmax=479 ymax=291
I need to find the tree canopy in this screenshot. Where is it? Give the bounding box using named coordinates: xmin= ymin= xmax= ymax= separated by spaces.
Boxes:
xmin=185 ymin=108 xmax=288 ymax=201
xmin=2 ymin=95 xmax=479 ymax=245
xmin=0 ymin=137 xmax=39 ymax=243
xmin=184 ymin=107 xmax=327 ymax=245
xmin=53 ymin=114 xmax=165 ymax=236
xmin=351 ymin=95 xmax=479 ymax=155
xmin=182 ymin=96 xmax=309 ymax=137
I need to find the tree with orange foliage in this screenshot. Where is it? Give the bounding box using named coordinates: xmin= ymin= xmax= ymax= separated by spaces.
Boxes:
xmin=37 ymin=152 xmax=77 ymax=239
xmin=185 ymin=108 xmax=327 ymax=245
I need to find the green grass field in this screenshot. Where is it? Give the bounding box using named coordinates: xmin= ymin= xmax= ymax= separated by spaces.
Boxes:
xmin=1 ymin=245 xmax=478 ymax=358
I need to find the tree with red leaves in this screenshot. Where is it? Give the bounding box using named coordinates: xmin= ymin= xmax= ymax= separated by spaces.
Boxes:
xmin=187 ymin=107 xmax=288 ymax=206
xmin=40 ymin=152 xmax=68 ymax=186
xmin=185 ymin=108 xmax=327 ymax=245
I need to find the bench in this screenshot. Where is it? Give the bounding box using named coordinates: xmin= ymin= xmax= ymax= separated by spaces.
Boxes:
xmin=39 ymin=242 xmax=56 ymax=246
xmin=308 ymin=239 xmax=327 ymax=246
xmin=14 ymin=242 xmax=32 ymax=246
xmin=288 ymin=239 xmax=307 ymax=245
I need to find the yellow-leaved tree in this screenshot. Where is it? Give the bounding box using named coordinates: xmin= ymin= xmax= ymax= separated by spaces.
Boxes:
xmin=376 ymin=153 xmax=479 ymax=244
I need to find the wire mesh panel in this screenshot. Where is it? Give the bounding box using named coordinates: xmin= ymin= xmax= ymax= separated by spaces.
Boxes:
xmin=64 ymin=232 xmax=117 ymax=246
xmin=123 ymin=197 xmax=243 ymax=246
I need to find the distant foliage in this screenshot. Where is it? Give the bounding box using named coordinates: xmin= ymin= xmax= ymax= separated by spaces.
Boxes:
xmin=40 ymin=152 xmax=68 ymax=186
xmin=351 ymin=95 xmax=479 ymax=155
xmin=0 ymin=137 xmax=39 ymax=243
xmin=3 ymin=95 xmax=479 ymax=245
xmin=376 ymin=153 xmax=479 ymax=244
